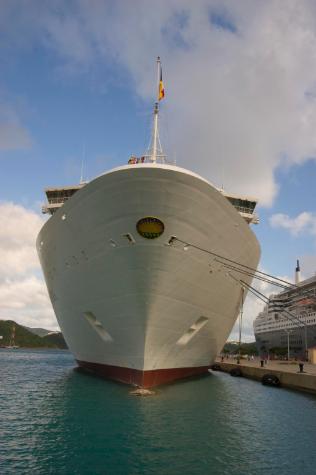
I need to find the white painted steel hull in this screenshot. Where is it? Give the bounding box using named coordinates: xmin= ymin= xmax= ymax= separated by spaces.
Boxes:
xmin=37 ymin=164 xmax=260 ymax=387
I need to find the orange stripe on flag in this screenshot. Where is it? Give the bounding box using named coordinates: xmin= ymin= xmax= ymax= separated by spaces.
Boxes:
xmin=159 ymin=80 xmax=165 ymax=101
xmin=158 ymin=66 xmax=165 ymax=101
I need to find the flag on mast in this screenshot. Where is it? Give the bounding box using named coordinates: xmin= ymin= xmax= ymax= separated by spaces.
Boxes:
xmin=158 ymin=65 xmax=165 ymax=101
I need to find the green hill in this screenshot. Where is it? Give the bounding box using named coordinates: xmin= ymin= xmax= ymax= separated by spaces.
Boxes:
xmin=42 ymin=332 xmax=68 ymax=349
xmin=23 ymin=326 xmax=51 ymax=337
xmin=0 ymin=320 xmax=67 ymax=349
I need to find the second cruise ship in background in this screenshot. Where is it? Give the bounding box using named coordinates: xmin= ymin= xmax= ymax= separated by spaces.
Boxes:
xmin=37 ymin=58 xmax=261 ymax=388
xmin=254 ymin=261 xmax=316 ymax=358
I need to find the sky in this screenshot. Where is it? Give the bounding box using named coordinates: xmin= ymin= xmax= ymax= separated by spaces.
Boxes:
xmin=0 ymin=0 xmax=316 ymax=341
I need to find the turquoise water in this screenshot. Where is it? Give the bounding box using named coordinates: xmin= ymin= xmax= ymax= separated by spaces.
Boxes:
xmin=1 ymin=349 xmax=316 ymax=475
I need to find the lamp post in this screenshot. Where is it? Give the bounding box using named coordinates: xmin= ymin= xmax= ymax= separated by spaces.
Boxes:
xmin=237 ymin=288 xmax=244 ymax=365
xmin=284 ymin=329 xmax=293 ymax=362
xmin=304 ymin=325 xmax=308 ymax=361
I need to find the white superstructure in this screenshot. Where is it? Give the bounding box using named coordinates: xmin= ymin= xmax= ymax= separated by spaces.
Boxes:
xmin=254 ymin=266 xmax=316 ymax=357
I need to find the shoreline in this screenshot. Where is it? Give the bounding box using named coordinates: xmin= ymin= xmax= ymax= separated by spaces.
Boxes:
xmin=0 ymin=346 xmax=68 ymax=350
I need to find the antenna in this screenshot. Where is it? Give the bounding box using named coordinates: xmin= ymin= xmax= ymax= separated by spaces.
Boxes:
xmin=145 ymin=57 xmax=166 ymax=163
xmin=80 ymin=160 xmax=84 ymax=184
xmin=80 ymin=143 xmax=88 ymax=185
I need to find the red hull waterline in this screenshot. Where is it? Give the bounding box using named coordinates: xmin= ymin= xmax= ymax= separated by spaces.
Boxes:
xmin=77 ymin=360 xmax=210 ymax=388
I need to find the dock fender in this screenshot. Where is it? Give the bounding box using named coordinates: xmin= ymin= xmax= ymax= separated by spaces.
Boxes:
xmin=261 ymin=373 xmax=280 ymax=387
xmin=230 ymin=368 xmax=242 ymax=377
xmin=210 ymin=364 xmax=221 ymax=371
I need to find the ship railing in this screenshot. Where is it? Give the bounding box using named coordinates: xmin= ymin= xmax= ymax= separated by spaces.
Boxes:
xmin=46 ymin=197 xmax=70 ymax=204
xmin=127 ymin=154 xmax=168 ymax=165
xmin=234 ymin=205 xmax=256 ymax=215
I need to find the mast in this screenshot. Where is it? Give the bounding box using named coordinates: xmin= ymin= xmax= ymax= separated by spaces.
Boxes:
xmin=152 ymin=103 xmax=159 ymax=163
xmin=80 ymin=143 xmax=88 ymax=185
xmin=80 ymin=159 xmax=84 ymax=185
xmin=147 ymin=56 xmax=165 ymax=163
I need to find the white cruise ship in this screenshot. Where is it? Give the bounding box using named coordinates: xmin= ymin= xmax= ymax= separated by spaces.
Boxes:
xmin=37 ymin=59 xmax=260 ymax=387
xmin=254 ymin=261 xmax=316 ymax=358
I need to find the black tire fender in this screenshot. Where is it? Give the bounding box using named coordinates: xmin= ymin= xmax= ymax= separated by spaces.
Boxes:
xmin=210 ymin=364 xmax=221 ymax=371
xmin=230 ymin=368 xmax=242 ymax=377
xmin=261 ymin=373 xmax=280 ymax=387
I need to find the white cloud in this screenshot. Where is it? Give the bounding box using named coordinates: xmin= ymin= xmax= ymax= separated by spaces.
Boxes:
xmin=2 ymin=2 xmax=316 ymax=203
xmin=18 ymin=0 xmax=316 ymax=206
xmin=0 ymin=275 xmax=56 ymax=329
xmin=0 ymin=202 xmax=58 ymax=330
xmin=0 ymin=202 xmax=43 ymax=275
xmin=270 ymin=211 xmax=316 ymax=236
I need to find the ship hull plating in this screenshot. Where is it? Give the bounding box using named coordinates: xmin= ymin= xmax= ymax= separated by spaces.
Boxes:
xmin=77 ymin=360 xmax=210 ymax=387
xmin=37 ymin=164 xmax=260 ymax=387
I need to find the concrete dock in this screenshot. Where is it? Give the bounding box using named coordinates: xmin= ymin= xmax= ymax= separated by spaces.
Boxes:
xmin=214 ymin=358 xmax=316 ymax=395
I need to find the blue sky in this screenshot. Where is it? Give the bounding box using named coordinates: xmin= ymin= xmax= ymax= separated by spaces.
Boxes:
xmin=1 ymin=0 xmax=316 ymax=339
xmin=0 ymin=49 xmax=148 ymax=202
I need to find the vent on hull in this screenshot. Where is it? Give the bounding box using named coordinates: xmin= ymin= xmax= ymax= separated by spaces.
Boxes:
xmin=176 ymin=316 xmax=209 ymax=346
xmin=83 ymin=311 xmax=113 ymax=342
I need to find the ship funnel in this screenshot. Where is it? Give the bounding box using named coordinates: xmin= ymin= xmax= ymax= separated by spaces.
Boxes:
xmin=295 ymin=259 xmax=301 ymax=285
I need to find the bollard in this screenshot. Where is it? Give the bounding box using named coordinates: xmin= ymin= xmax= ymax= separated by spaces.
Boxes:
xmin=299 ymin=363 xmax=304 ymax=373
xmin=260 ymin=360 xmax=264 ymax=368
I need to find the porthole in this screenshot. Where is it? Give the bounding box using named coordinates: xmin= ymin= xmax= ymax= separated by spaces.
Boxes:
xmin=136 ymin=217 xmax=164 ymax=239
